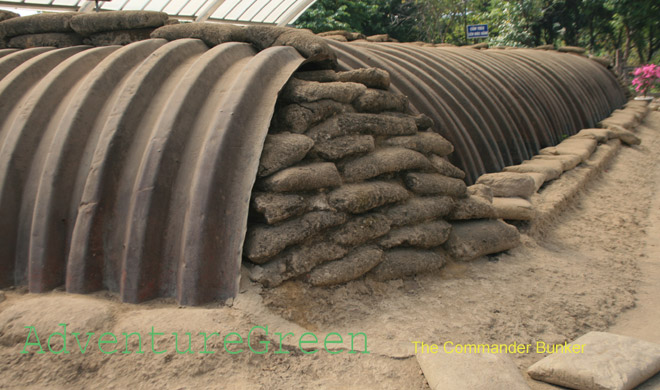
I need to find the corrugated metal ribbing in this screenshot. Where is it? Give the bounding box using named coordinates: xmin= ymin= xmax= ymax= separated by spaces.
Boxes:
xmin=327 ymin=41 xmax=626 ymax=183
xmin=0 ymin=39 xmax=304 ymax=305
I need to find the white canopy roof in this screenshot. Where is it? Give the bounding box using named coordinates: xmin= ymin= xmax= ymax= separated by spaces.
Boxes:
xmin=0 ymin=0 xmax=316 ymax=25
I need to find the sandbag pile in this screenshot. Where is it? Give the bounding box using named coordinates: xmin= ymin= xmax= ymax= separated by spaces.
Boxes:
xmin=0 ymin=12 xmax=82 ymax=49
xmin=69 ymin=11 xmax=169 ymax=46
xmin=473 ymin=99 xmax=648 ymax=222
xmin=151 ymin=23 xmax=336 ymax=63
xmin=247 ymin=67 xmax=520 ymax=288
xmin=0 ymin=10 xmax=19 ymax=48
xmin=0 ymin=11 xmax=170 ymax=49
xmin=316 ymin=30 xmax=365 ymax=42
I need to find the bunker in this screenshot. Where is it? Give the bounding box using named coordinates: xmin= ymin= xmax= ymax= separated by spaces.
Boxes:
xmin=0 ymin=11 xmax=628 ymax=305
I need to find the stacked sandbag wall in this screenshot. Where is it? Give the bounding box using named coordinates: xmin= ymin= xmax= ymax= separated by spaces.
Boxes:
xmin=0 ymin=11 xmax=172 ymax=49
xmin=474 ymin=99 xmax=649 ymax=224
xmin=246 ymin=69 xmax=520 ymax=288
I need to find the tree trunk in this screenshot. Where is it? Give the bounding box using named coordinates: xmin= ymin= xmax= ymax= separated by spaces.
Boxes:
xmin=622 ymin=25 xmax=632 ymax=67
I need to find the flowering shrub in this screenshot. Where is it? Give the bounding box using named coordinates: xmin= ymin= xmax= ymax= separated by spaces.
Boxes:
xmin=632 ymin=64 xmax=660 ymax=97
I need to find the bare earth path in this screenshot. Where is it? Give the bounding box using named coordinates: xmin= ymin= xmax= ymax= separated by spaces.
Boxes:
xmin=0 ymin=111 xmax=659 ymax=389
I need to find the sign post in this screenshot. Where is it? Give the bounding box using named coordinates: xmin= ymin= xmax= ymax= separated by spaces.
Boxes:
xmin=467 ymin=24 xmax=489 ymax=40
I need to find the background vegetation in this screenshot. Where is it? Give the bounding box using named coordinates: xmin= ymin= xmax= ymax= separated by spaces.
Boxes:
xmin=294 ymin=0 xmax=660 ymax=67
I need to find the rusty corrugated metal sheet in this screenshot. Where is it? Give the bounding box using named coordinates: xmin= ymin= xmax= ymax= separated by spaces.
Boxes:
xmin=327 ymin=41 xmax=626 ymax=183
xmin=0 ymin=39 xmax=304 ymax=305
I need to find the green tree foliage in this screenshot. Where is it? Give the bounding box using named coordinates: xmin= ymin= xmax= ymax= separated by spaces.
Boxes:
xmin=294 ymin=0 xmax=419 ymax=41
xmin=488 ymin=0 xmax=544 ymax=47
xmin=294 ymin=0 xmax=660 ymax=65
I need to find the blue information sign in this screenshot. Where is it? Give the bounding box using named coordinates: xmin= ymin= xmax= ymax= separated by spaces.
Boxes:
xmin=467 ymin=24 xmax=489 ymax=39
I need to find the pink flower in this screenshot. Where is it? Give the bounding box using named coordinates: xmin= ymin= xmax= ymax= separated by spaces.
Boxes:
xmin=631 ymin=64 xmax=660 ymax=96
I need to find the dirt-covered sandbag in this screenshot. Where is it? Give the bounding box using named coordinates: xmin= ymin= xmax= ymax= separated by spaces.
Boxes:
xmin=378 ymin=220 xmax=452 ymax=249
xmin=383 ymin=112 xmax=434 ymax=131
xmin=250 ymin=241 xmax=349 ymax=287
xmin=322 ymin=35 xmax=347 ymax=42
xmin=258 ymin=162 xmax=342 ymax=192
xmin=418 ymin=350 xmax=531 ymax=390
xmin=274 ymin=99 xmax=354 ymax=133
xmin=296 ymin=68 xmax=390 ymax=90
xmin=475 ymin=172 xmax=537 ymax=198
xmin=70 ymin=11 xmax=167 ymax=36
xmin=429 ymin=155 xmax=465 ymax=179
xmin=281 ymin=78 xmax=366 ymax=104
xmin=531 ymin=154 xmax=582 ymax=171
xmin=306 ymin=113 xmax=417 ymax=141
xmin=368 ymin=248 xmax=448 ymax=281
xmin=83 ymin=28 xmax=154 ymax=46
xmin=443 ymin=219 xmax=520 ymax=261
xmin=384 ymin=131 xmax=454 ymax=156
xmin=258 ymin=133 xmax=314 ymax=177
xmin=503 ymin=159 xmax=563 ymax=181
xmin=467 ymin=42 xmax=488 ymax=49
xmin=304 ymin=193 xmax=336 ymax=212
xmin=242 ymin=25 xmax=289 ymax=50
xmin=336 ymin=68 xmax=390 ymax=89
xmin=292 ymin=69 xmax=338 ymax=82
xmin=404 ymin=173 xmax=467 ymax=197
xmin=467 ymin=184 xmax=493 ymax=203
xmin=9 ymin=33 xmax=83 ymax=48
xmin=447 ymin=195 xmax=495 ymax=220
xmin=606 ymin=124 xmax=642 ymax=146
xmin=151 ymin=23 xmax=246 ymax=46
xmin=353 ymin=88 xmax=409 ymax=113
xmin=526 ymin=172 xmax=547 ymax=191
xmin=341 ymin=148 xmax=434 ymax=182
xmin=573 ymin=128 xmax=613 ymax=143
xmin=251 ymin=192 xmax=307 ymax=224
xmin=306 ymin=246 xmax=384 ymax=286
xmin=558 ymin=46 xmax=586 ymax=54
xmin=492 ymin=197 xmax=536 ymax=220
xmin=1 ymin=12 xmax=77 ymax=38
xmin=386 ymin=196 xmax=455 ymax=227
xmin=535 ymin=44 xmax=554 ymax=50
xmin=0 ymin=10 xmax=19 ymax=22
xmin=312 ymin=134 xmax=374 ymax=160
xmin=244 ymin=211 xmax=348 ymax=263
xmin=366 ymin=34 xmax=389 ymax=42
xmin=317 ymin=30 xmax=352 ymax=38
xmin=527 ymin=332 xmax=660 ymax=390
xmin=328 ymin=181 xmax=410 ymax=214
xmin=330 ymin=213 xmax=391 ymax=246
xmin=540 ymin=137 xmax=598 ymax=162
xmin=599 ymin=112 xmax=638 ymax=129
xmin=271 ymin=28 xmax=337 ymax=63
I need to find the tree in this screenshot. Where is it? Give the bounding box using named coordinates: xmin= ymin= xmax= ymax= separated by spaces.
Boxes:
xmin=294 ymin=0 xmax=419 ymax=42
xmin=488 ymin=0 xmax=544 ymax=47
xmin=293 ymin=0 xmax=660 ymax=66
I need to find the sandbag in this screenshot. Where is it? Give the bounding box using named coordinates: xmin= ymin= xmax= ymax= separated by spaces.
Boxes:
xmin=443 ymin=219 xmax=520 ymax=261
xmin=307 ymin=246 xmax=384 ymax=286
xmin=70 ymin=11 xmax=168 ymax=36
xmin=328 ymin=181 xmax=410 ymax=214
xmin=341 ymin=148 xmax=434 ymax=182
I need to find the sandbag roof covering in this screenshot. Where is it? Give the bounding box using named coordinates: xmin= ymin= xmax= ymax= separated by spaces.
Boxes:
xmin=0 ymin=32 xmax=625 ymax=305
xmin=329 ymin=41 xmax=626 ymax=182
xmin=0 ymin=0 xmax=316 ymax=25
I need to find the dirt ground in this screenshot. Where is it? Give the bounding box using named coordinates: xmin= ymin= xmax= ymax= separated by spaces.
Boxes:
xmin=1 ymin=111 xmax=659 ymax=390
